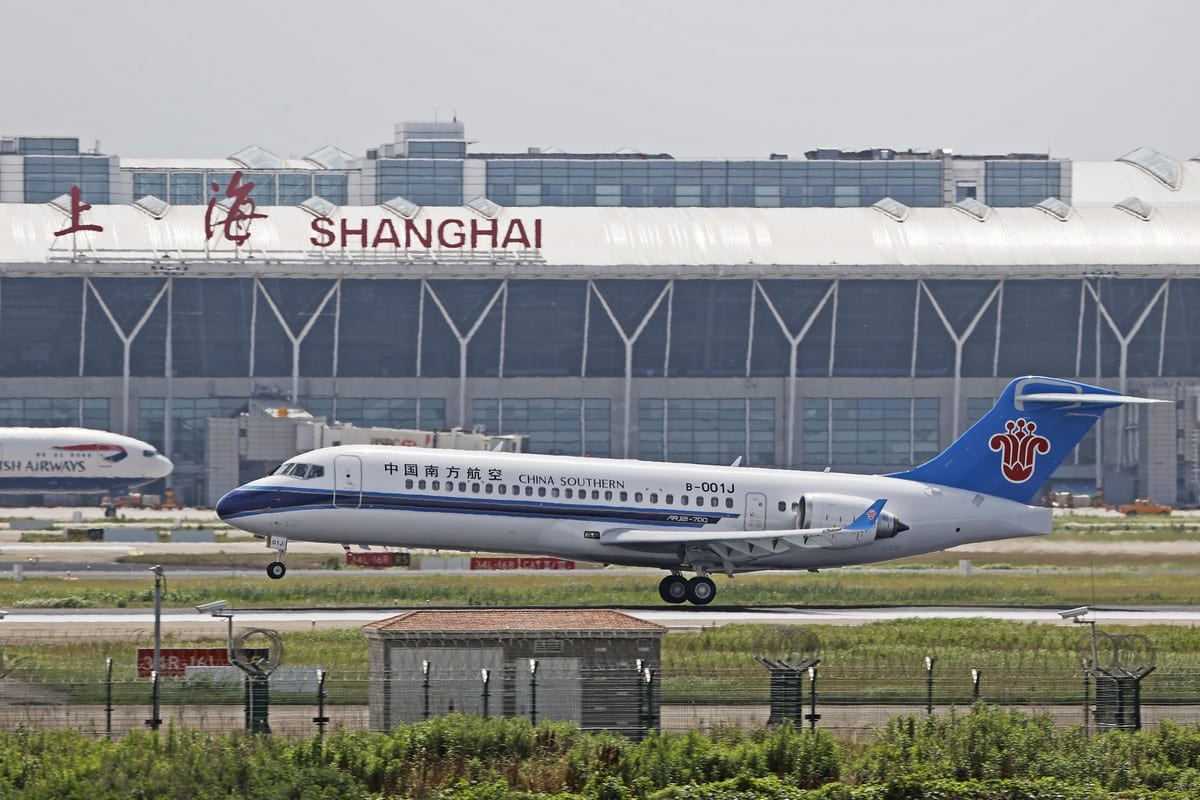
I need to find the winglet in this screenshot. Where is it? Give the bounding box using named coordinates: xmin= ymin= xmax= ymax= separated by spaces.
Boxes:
xmin=843 ymin=499 xmax=887 ymax=532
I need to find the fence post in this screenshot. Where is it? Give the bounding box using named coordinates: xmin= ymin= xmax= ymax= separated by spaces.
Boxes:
xmin=529 ymin=659 xmax=538 ymax=725
xmin=971 ymin=668 xmax=982 ymax=703
xmin=422 ymin=660 xmax=431 ymax=721
xmin=105 ymin=657 xmax=114 ymax=739
xmin=925 ymin=656 xmax=935 ymax=715
xmin=481 ymin=668 xmax=490 ymax=718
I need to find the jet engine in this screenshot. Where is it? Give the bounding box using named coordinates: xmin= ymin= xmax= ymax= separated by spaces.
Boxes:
xmin=797 ymin=493 xmax=906 ymax=540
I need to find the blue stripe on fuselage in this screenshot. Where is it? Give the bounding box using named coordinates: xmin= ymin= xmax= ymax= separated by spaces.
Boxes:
xmin=216 ymin=484 xmax=737 ymax=528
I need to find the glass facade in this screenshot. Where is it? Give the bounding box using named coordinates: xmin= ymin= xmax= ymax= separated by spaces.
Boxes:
xmin=984 ymin=160 xmax=1063 ymax=207
xmin=23 ymin=156 xmax=111 ymax=204
xmin=138 ymin=397 xmax=247 ymax=465
xmin=639 ymin=398 xmax=775 ymax=466
xmin=803 ymin=397 xmax=939 ymax=468
xmin=2 ymin=277 xmax=1198 ymax=382
xmin=0 ymin=398 xmax=108 ymax=429
xmin=130 ymin=170 xmax=349 ymax=206
xmin=377 ymin=159 xmax=463 ymax=206
xmin=473 ymin=398 xmax=610 ymax=457
xmin=484 ymin=159 xmax=945 ymax=208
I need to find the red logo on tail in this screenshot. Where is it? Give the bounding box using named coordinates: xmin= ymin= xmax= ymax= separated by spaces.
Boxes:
xmin=988 ymin=419 xmax=1050 ymax=483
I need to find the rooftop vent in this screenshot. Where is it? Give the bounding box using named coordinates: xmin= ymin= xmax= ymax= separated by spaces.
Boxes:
xmin=47 ymin=193 xmax=74 ymax=216
xmin=381 ymin=195 xmax=420 ymax=219
xmin=133 ymin=195 xmax=170 ymax=219
xmin=1117 ymin=147 xmax=1181 ymax=191
xmin=952 ymin=197 xmax=991 ymax=222
xmin=1114 ymin=196 xmax=1154 ymax=221
xmin=299 ymin=196 xmax=337 ymax=218
xmin=871 ymin=196 xmax=910 ymax=222
xmin=1034 ymin=197 xmax=1073 ymax=222
xmin=230 ymin=145 xmax=285 ymax=171
xmin=464 ymin=195 xmax=502 ymax=219
xmin=304 ymin=145 xmax=356 ymax=170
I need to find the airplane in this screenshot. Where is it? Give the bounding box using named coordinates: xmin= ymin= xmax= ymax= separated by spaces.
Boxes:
xmin=0 ymin=427 xmax=173 ymax=495
xmin=215 ymin=376 xmax=1163 ymax=605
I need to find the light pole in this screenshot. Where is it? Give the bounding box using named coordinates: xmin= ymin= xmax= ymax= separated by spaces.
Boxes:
xmin=1058 ymin=607 xmax=1099 ymax=734
xmin=147 ymin=565 xmax=164 ymax=731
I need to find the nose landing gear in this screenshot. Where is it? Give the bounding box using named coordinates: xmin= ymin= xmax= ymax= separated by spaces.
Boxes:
xmin=266 ymin=535 xmax=288 ymax=580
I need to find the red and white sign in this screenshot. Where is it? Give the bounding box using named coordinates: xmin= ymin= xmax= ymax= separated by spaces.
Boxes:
xmin=347 ymin=551 xmax=396 ymax=568
xmin=470 ymin=557 xmax=576 ymax=570
xmin=136 ymin=647 xmax=230 ymax=677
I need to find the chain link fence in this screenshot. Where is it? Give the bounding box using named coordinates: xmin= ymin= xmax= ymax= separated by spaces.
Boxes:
xmin=2 ymin=660 xmax=1199 ymax=738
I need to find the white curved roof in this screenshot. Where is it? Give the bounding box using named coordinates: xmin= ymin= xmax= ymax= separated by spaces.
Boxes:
xmin=3 ymin=202 xmax=1199 ymax=279
xmin=1072 ymin=160 xmax=1200 ymax=205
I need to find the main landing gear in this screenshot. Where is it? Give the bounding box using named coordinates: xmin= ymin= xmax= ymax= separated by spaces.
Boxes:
xmin=658 ymin=571 xmax=717 ymax=605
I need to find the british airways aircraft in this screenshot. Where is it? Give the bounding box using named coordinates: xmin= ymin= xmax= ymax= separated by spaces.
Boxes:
xmin=0 ymin=427 xmax=173 ymax=495
xmin=216 ymin=377 xmax=1161 ymax=605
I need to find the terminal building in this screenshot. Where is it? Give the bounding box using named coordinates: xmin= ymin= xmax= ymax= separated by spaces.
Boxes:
xmin=0 ymin=122 xmax=1196 ymax=507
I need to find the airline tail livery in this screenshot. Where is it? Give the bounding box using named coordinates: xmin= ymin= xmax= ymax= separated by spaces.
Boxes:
xmin=217 ymin=377 xmax=1163 ymax=604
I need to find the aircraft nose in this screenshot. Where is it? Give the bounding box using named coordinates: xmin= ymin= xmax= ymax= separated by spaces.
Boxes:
xmin=215 ymin=489 xmax=247 ymax=521
xmin=155 ymin=455 xmax=174 ymax=479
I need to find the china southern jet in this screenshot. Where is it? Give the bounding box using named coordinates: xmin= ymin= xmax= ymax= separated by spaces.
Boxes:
xmin=216 ymin=377 xmax=1161 ymax=605
xmin=0 ymin=427 xmax=173 ymax=495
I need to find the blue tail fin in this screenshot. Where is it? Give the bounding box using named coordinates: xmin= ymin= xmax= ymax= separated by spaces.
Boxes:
xmin=889 ymin=376 xmax=1157 ymax=504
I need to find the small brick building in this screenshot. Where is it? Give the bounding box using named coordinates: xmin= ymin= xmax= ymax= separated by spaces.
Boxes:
xmin=364 ymin=609 xmax=665 ymax=735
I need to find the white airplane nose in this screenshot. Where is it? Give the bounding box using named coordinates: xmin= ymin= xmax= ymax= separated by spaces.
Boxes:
xmin=155 ymin=455 xmax=174 ymax=479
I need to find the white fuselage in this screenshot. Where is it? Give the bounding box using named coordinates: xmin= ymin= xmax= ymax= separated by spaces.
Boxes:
xmin=218 ymin=445 xmax=1051 ymax=572
xmin=0 ymin=427 xmax=173 ymax=494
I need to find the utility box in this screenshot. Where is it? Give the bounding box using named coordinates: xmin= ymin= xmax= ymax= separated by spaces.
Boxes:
xmin=365 ymin=609 xmax=664 ymax=736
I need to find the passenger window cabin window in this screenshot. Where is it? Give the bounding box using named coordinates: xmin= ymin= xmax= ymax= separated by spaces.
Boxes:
xmin=498 ymin=484 xmax=507 ymax=494
xmin=551 ymin=487 xmax=560 ymax=498
xmin=459 ymin=482 xmax=467 ymax=492
xmin=725 ymin=497 xmax=734 ymax=508
xmin=472 ymin=482 xmax=481 ymax=493
xmin=605 ymin=490 xmax=613 ymax=500
xmin=695 ymin=496 xmax=703 ymax=506
xmin=485 ymin=483 xmax=494 ymax=494
xmin=405 ymin=479 xmax=414 ymax=489
xmin=538 ymin=486 xmax=546 ymax=497
xmin=778 ymin=501 xmax=787 ymax=512
xmin=649 ymin=492 xmax=658 ymax=503
xmin=666 ymin=494 xmax=674 ymax=504
xmin=525 ymin=486 xmax=533 ymax=496
xmin=710 ymin=497 xmax=718 ymax=507
xmin=681 ymin=495 xmax=689 ymax=506
xmin=432 ymin=480 xmax=440 ymax=491
xmin=418 ymin=479 xmax=426 ymax=490
xmin=619 ymin=491 xmax=627 ymax=501
xmin=591 ymin=490 xmax=600 ymax=500
xmin=633 ymin=491 xmax=641 ymax=502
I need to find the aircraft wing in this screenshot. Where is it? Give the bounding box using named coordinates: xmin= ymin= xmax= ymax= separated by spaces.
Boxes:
xmin=599 ymin=499 xmax=893 ymax=561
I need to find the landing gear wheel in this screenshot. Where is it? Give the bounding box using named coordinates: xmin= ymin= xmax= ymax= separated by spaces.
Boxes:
xmin=266 ymin=561 xmax=287 ymax=580
xmin=686 ymin=576 xmax=717 ymax=605
xmin=658 ymin=574 xmax=688 ymax=604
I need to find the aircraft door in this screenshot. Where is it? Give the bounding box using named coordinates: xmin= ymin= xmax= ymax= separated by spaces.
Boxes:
xmin=744 ymin=492 xmax=766 ymax=531
xmin=333 ymin=455 xmax=363 ymax=509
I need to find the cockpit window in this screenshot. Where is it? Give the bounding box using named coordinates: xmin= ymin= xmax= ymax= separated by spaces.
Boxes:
xmin=143 ymin=449 xmax=159 ymax=457
xmin=275 ymin=462 xmax=324 ymax=479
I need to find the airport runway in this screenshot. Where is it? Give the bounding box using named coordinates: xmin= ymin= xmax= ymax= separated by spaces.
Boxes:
xmin=2 ymin=604 xmax=1197 ymax=638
